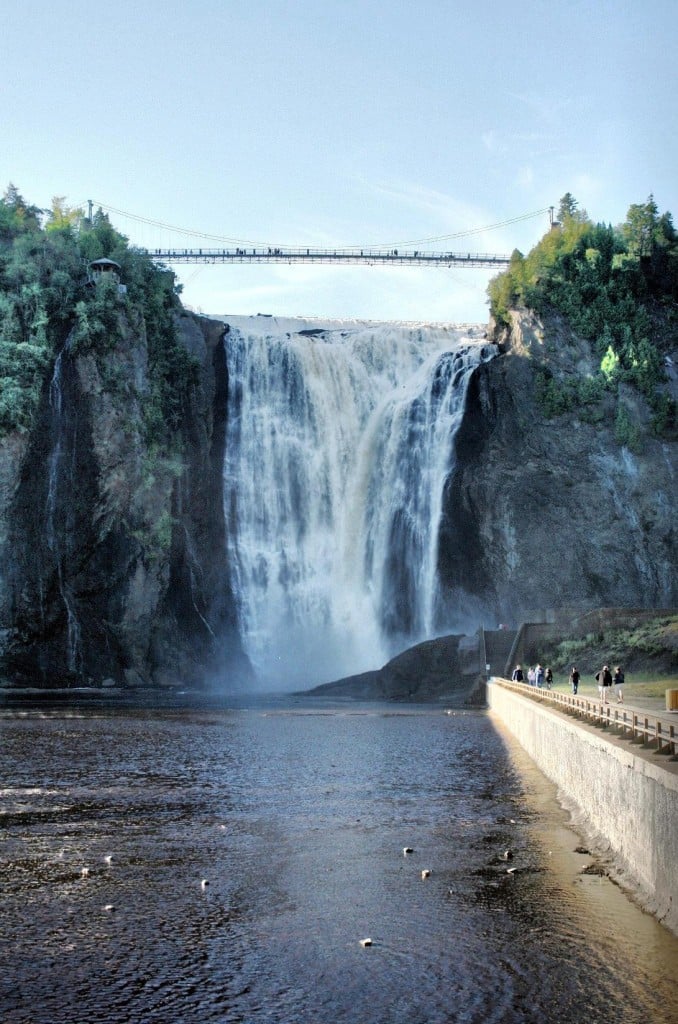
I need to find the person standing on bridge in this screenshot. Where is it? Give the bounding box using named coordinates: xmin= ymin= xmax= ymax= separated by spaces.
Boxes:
xmin=596 ymin=665 xmax=613 ymax=703
xmin=512 ymin=665 xmax=524 ymax=683
xmin=613 ymin=665 xmax=625 ymax=703
xmin=569 ymin=666 xmax=580 ymax=695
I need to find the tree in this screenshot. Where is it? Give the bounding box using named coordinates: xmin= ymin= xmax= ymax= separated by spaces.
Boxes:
xmin=1 ymin=183 xmax=42 ymax=234
xmin=623 ymin=195 xmax=660 ymax=257
xmin=46 ymin=196 xmax=84 ymax=232
xmin=556 ymin=193 xmax=589 ymax=227
xmin=557 ymin=193 xmax=579 ymax=222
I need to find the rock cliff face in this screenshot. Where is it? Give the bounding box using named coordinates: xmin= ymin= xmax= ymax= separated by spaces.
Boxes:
xmin=437 ymin=309 xmax=677 ymax=626
xmin=0 ymin=302 xmax=674 ymax=691
xmin=0 ymin=308 xmax=249 ymax=689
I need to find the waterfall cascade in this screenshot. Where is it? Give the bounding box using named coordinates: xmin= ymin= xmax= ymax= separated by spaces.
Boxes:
xmin=222 ymin=315 xmax=496 ymax=687
xmin=45 ymin=338 xmax=82 ymax=677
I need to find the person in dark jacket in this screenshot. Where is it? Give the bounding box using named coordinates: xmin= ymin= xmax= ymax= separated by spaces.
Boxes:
xmin=596 ymin=665 xmax=613 ymax=703
xmin=613 ymin=665 xmax=625 ymax=703
xmin=569 ymin=666 xmax=580 ymax=695
xmin=512 ymin=665 xmax=524 ymax=683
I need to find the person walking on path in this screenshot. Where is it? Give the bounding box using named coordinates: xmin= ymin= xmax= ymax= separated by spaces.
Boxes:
xmin=570 ymin=666 xmax=580 ymax=695
xmin=545 ymin=667 xmax=553 ymax=689
xmin=535 ymin=664 xmax=545 ymax=688
xmin=613 ymin=665 xmax=625 ymax=703
xmin=596 ymin=665 xmax=613 ymax=703
xmin=527 ymin=667 xmax=536 ymax=686
xmin=511 ymin=665 xmax=524 ymax=683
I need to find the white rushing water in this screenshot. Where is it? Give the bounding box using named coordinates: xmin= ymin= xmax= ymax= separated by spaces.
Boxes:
xmin=221 ymin=315 xmax=496 ymax=687
xmin=45 ymin=337 xmax=82 ymax=676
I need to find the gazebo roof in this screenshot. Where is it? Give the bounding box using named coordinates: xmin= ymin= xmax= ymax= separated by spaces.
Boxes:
xmin=89 ymin=257 xmax=121 ymax=270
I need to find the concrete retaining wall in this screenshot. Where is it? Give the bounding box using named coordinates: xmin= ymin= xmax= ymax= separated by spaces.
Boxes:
xmin=488 ymin=680 xmax=678 ymax=935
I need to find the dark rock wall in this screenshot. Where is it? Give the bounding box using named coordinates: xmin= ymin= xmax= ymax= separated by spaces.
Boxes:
xmin=0 ymin=309 xmax=249 ymax=689
xmin=438 ymin=310 xmax=677 ymax=627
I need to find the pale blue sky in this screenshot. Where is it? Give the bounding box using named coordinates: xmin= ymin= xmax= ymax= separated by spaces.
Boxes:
xmin=3 ymin=0 xmax=676 ymax=322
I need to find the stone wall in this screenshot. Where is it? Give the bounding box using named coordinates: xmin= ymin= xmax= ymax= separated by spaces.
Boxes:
xmin=487 ymin=680 xmax=678 ymax=936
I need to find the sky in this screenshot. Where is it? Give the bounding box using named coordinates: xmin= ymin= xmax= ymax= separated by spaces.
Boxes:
xmin=3 ymin=0 xmax=677 ymax=323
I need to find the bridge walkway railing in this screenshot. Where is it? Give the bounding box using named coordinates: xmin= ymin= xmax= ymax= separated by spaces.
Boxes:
xmin=491 ymin=677 xmax=677 ymax=758
xmin=149 ymin=247 xmax=512 ymax=268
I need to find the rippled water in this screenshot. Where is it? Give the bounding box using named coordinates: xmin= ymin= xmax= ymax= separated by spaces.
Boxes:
xmin=1 ymin=696 xmax=677 ymax=1024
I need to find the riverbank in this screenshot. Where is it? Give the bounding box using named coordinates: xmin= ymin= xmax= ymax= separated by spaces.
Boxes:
xmin=488 ymin=679 xmax=678 ymax=936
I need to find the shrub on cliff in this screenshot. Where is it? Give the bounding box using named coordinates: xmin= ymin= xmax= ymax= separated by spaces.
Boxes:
xmin=488 ymin=193 xmax=678 ymax=439
xmin=0 ymin=185 xmax=198 ymax=447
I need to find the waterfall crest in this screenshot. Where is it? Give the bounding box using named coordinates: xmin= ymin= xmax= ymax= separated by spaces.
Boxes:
xmin=222 ymin=316 xmax=496 ymax=687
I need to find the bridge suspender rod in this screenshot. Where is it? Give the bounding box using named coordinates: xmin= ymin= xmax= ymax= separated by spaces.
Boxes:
xmin=148 ymin=248 xmax=511 ymax=269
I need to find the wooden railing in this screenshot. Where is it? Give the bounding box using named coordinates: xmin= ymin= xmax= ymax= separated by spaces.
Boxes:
xmin=492 ymin=677 xmax=677 ymax=757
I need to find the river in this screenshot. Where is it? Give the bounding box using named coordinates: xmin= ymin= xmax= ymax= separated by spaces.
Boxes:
xmin=1 ymin=694 xmax=677 ymax=1024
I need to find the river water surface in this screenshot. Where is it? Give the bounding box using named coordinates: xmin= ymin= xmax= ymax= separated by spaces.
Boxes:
xmin=1 ymin=695 xmax=677 ymax=1024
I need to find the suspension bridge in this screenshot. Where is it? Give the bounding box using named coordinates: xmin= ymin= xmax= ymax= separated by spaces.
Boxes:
xmin=148 ymin=247 xmax=512 ymax=268
xmin=88 ymin=201 xmax=552 ymax=271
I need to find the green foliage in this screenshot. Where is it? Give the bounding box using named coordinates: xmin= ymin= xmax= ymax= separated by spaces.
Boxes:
xmin=534 ymin=369 xmax=571 ymax=417
xmin=651 ymin=392 xmax=676 ymax=437
xmin=614 ymin=404 xmax=642 ymax=452
xmin=71 ymin=278 xmax=122 ymax=355
xmin=600 ymin=342 xmax=620 ymax=381
xmin=0 ymin=187 xmax=197 ymax=445
xmin=535 ymin=367 xmax=608 ymax=421
xmin=488 ymin=192 xmax=678 ymax=440
xmin=541 ymin=615 xmax=678 ymax=674
xmin=45 ymin=196 xmax=84 ymax=233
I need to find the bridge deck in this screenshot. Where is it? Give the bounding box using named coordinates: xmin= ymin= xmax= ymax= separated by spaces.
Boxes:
xmin=149 ymin=247 xmax=511 ymax=268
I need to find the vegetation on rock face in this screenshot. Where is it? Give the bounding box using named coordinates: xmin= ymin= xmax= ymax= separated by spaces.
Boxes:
xmin=488 ymin=193 xmax=678 ymax=439
xmin=538 ymin=613 xmax=678 ymax=675
xmin=0 ymin=184 xmax=198 ymax=446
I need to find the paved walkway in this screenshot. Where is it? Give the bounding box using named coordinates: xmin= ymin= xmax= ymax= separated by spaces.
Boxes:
xmin=543 ymin=682 xmax=674 ymax=717
xmin=492 ymin=678 xmax=678 ymax=762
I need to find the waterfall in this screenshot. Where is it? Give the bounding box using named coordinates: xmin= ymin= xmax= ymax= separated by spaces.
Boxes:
xmin=45 ymin=338 xmax=82 ymax=678
xmin=222 ymin=316 xmax=496 ymax=687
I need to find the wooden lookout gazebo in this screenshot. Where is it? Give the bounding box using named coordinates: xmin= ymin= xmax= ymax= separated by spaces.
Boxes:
xmin=87 ymin=257 xmax=126 ymax=294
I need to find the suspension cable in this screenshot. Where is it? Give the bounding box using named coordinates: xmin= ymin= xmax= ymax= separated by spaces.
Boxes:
xmin=88 ymin=200 xmax=549 ymax=252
